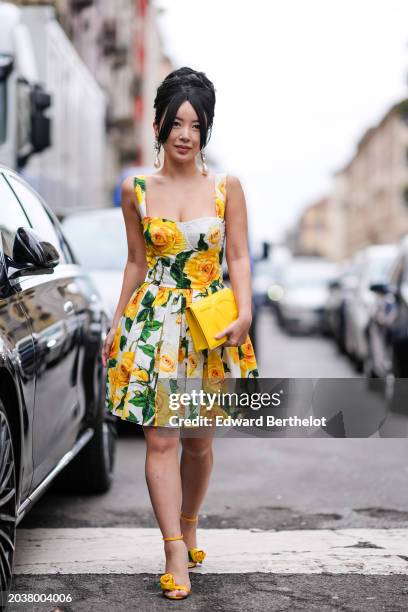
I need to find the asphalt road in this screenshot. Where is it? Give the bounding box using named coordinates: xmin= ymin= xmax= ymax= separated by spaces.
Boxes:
xmin=9 ymin=308 xmax=408 ymax=611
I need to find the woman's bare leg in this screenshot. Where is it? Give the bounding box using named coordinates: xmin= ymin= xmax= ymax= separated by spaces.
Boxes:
xmin=180 ymin=430 xmax=214 ymax=549
xmin=143 ymin=425 xmax=190 ymax=597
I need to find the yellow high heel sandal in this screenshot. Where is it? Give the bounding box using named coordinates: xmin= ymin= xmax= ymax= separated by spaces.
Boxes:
xmin=160 ymin=534 xmax=191 ymax=600
xmin=180 ymin=513 xmax=207 ymax=569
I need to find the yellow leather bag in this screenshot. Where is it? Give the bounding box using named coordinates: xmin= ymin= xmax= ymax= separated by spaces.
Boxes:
xmin=185 ymin=287 xmax=239 ymax=352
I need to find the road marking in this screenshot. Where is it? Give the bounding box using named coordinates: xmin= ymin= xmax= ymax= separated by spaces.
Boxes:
xmin=14 ymin=528 xmax=408 ymax=575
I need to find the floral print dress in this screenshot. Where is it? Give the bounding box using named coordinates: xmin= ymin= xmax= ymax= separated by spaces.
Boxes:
xmin=105 ymin=173 xmax=259 ymax=426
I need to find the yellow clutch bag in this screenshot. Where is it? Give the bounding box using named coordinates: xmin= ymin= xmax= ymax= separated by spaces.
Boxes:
xmin=185 ymin=287 xmax=239 ymax=352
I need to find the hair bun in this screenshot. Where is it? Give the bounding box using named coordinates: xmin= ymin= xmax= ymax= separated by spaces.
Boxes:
xmin=165 ymin=67 xmax=215 ymax=94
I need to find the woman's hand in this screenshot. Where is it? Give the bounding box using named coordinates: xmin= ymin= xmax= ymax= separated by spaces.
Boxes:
xmin=214 ymin=315 xmax=252 ymax=347
xmin=101 ymin=328 xmax=117 ymax=368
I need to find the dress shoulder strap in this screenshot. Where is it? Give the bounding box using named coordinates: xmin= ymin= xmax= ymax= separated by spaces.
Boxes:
xmin=215 ymin=172 xmax=227 ymax=220
xmin=133 ymin=175 xmax=147 ymax=218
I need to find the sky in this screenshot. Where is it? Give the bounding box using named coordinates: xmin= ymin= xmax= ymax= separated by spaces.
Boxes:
xmin=154 ymin=0 xmax=408 ymax=253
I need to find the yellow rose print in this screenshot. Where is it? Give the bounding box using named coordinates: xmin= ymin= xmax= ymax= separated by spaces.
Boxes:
xmin=184 ymin=248 xmax=220 ymax=289
xmin=108 ymin=367 xmax=124 ymax=405
xmin=215 ymin=196 xmax=225 ymax=219
xmin=187 ymin=352 xmax=198 ymax=376
xmin=146 ymin=252 xmax=158 ymax=268
xmin=219 ymin=178 xmax=226 ymax=198
xmin=134 ymin=182 xmax=143 ymax=206
xmin=241 ymin=337 xmax=257 ymax=370
xmin=155 ymin=381 xmax=182 ymax=426
xmin=131 ymin=367 xmax=149 ymax=382
xmin=148 ymin=219 xmax=186 ymax=255
xmin=178 ymin=346 xmax=185 ymax=363
xmin=207 ymin=351 xmax=225 ymax=384
xmin=109 ymin=325 xmax=122 ymax=359
xmin=207 ymin=225 xmax=221 ymax=245
xmin=124 ymin=285 xmax=147 ymax=319
xmin=201 ymin=402 xmax=229 ymax=425
xmin=118 ymin=351 xmax=135 ymax=384
xmin=153 ymin=287 xmax=170 ymax=307
xmin=121 ymin=390 xmax=132 ymax=420
xmin=159 ymin=341 xmax=177 ymax=374
xmin=229 ymin=346 xmax=240 ymax=364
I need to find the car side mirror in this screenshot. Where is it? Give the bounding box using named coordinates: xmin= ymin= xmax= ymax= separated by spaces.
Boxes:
xmin=7 ymin=227 xmax=60 ymax=280
xmin=369 ymin=281 xmax=398 ymax=296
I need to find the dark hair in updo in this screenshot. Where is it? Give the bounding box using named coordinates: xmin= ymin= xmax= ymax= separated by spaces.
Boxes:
xmin=153 ymin=66 xmax=216 ymax=150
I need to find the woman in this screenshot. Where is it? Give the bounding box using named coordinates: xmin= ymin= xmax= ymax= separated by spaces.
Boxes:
xmin=102 ymin=66 xmax=259 ymax=600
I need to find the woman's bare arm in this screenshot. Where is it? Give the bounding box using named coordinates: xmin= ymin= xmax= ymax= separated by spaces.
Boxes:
xmin=224 ymin=174 xmax=253 ymax=325
xmin=110 ymin=176 xmax=148 ymax=330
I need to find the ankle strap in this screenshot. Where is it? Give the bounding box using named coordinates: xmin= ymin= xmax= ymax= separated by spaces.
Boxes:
xmin=163 ymin=534 xmax=184 ymax=541
xmin=180 ymin=512 xmax=198 ymax=523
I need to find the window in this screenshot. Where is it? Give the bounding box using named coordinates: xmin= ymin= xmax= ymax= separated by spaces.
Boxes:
xmin=0 ymin=173 xmax=30 ymax=260
xmin=5 ymin=173 xmax=73 ymax=264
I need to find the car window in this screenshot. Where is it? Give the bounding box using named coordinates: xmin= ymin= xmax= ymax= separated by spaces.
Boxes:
xmin=5 ymin=173 xmax=72 ymax=264
xmin=61 ymin=212 xmax=128 ymax=271
xmin=0 ymin=173 xmax=30 ymax=260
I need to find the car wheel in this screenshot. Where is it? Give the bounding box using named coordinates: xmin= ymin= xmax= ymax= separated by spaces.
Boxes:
xmin=0 ymin=400 xmax=17 ymax=606
xmin=52 ymin=366 xmax=118 ymax=495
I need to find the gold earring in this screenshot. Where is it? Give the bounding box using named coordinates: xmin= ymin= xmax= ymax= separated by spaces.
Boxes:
xmin=200 ymin=149 xmax=208 ymax=176
xmin=154 ymin=140 xmax=161 ymax=169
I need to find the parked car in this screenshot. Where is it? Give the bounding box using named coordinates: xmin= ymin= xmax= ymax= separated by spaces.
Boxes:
xmin=0 ymin=165 xmax=117 ymax=604
xmin=61 ymin=207 xmax=128 ymax=325
xmin=343 ymin=244 xmax=398 ymax=371
xmin=252 ymin=257 xmax=283 ymax=310
xmin=326 ymin=259 xmax=358 ymax=352
xmin=364 ymin=236 xmax=408 ymax=412
xmin=275 ymin=256 xmax=339 ymax=334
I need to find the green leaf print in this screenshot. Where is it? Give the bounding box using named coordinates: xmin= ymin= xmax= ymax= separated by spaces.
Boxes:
xmin=107 ymin=358 xmax=117 ymax=368
xmin=197 ymin=234 xmax=209 ymax=251
xmin=219 ymin=246 xmax=224 ymax=264
xmin=140 ymin=344 xmax=156 ymax=358
xmin=210 ymin=280 xmax=222 ymax=291
xmin=169 ymin=378 xmax=179 ymax=394
xmin=140 ymin=319 xmax=163 ymax=342
xmin=120 ymin=335 xmax=127 ymax=350
xmin=125 ymin=317 xmax=133 ymax=333
xmin=145 ymin=228 xmax=153 ymax=247
xmin=136 ymin=308 xmax=150 ymax=323
xmin=134 ymin=176 xmax=146 ymax=192
xmin=129 ymin=392 xmax=147 ymax=407
xmin=170 ymin=251 xmax=194 ymax=287
xmin=143 ymin=387 xmax=156 ymax=422
xmin=223 ymin=361 xmax=231 ymax=374
xmin=141 ymin=290 xmax=155 ymax=307
xmin=127 ymin=412 xmax=140 ymax=423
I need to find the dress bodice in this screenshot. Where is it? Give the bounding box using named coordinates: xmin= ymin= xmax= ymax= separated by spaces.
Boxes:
xmin=133 ymin=173 xmax=227 ymax=290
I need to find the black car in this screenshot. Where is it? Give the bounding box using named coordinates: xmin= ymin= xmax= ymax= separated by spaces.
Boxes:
xmin=365 ymin=236 xmax=408 ymax=411
xmin=0 ymin=165 xmax=117 ymax=604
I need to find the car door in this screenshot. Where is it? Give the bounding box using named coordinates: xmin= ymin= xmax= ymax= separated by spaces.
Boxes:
xmin=4 ymin=170 xmax=85 ymax=489
xmin=0 ymin=173 xmax=36 ymax=501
